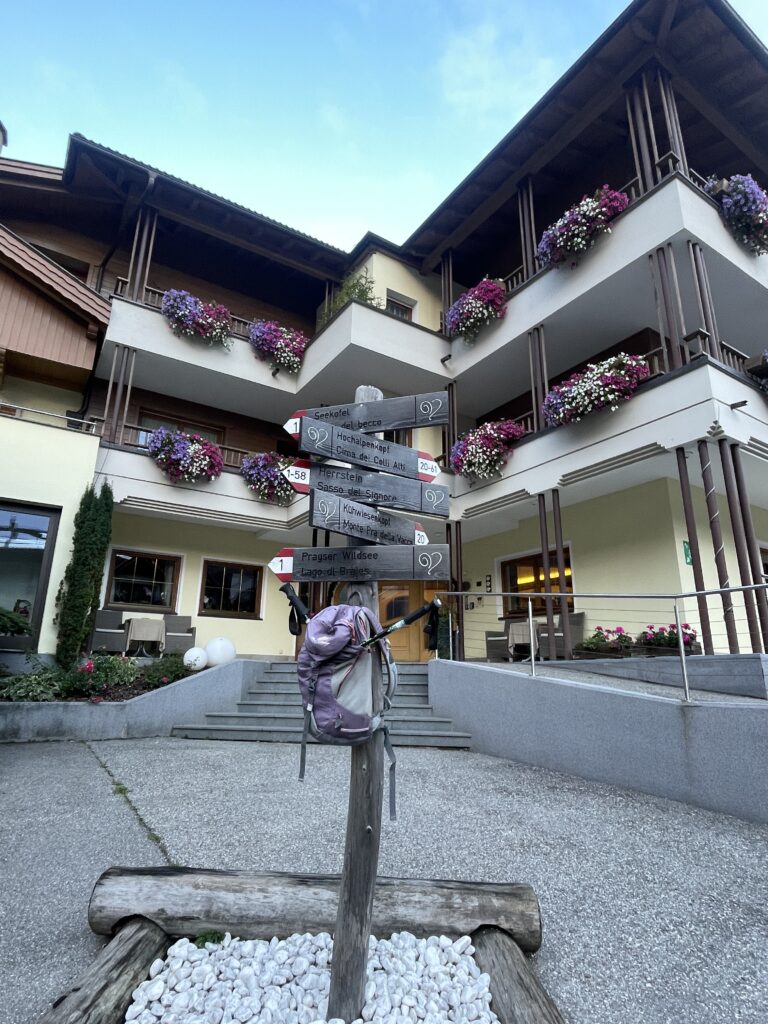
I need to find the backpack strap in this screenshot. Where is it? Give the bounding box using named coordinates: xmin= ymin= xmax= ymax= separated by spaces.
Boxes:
xmin=382 ymin=725 xmax=397 ymax=821
xmin=298 ymin=679 xmax=317 ymax=782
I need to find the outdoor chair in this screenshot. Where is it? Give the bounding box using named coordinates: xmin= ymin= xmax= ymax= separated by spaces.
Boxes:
xmin=89 ymin=610 xmax=128 ymax=654
xmin=485 ymin=622 xmax=540 ymax=662
xmin=162 ymin=615 xmax=196 ymax=655
xmin=537 ymin=611 xmax=586 ymax=659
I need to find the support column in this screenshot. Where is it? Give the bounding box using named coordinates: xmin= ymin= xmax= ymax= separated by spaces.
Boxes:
xmin=719 ymin=440 xmax=762 ymax=651
xmin=657 ymin=68 xmax=689 ymax=176
xmin=731 ymin=444 xmax=768 ymax=649
xmin=688 ymin=241 xmax=722 ymax=360
xmin=441 ymin=250 xmax=454 ymax=330
xmin=697 ymin=440 xmax=739 ymax=652
xmin=626 ymin=79 xmax=656 ymax=193
xmin=550 ymin=489 xmax=572 ymax=657
xmin=517 ymin=178 xmax=538 ymax=281
xmin=454 ymin=520 xmax=465 ymax=662
xmin=675 ymin=448 xmax=714 ymax=655
xmin=127 ymin=207 xmax=157 ymax=302
xmin=649 ymin=246 xmax=685 ymax=369
xmin=538 ymin=495 xmax=557 ymax=660
xmin=528 ymin=325 xmax=549 ymax=431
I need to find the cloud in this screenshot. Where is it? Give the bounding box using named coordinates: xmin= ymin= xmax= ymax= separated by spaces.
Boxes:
xmin=437 ymin=15 xmax=560 ymax=129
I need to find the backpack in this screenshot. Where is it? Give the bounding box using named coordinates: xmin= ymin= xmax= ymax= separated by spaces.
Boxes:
xmin=297 ymin=604 xmax=398 ymax=818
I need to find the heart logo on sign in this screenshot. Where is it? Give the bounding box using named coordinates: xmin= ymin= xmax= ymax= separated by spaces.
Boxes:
xmin=418 ymin=550 xmax=443 ymax=576
xmin=308 ymin=425 xmax=331 ymax=450
xmin=316 ymin=498 xmax=336 ymax=524
xmin=424 ymin=488 xmax=445 ymax=509
xmin=419 ymin=398 xmax=444 ymax=421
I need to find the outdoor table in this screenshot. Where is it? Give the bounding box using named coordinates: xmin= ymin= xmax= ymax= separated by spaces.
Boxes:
xmin=507 ymin=620 xmax=539 ymax=660
xmin=125 ymin=617 xmax=166 ymax=657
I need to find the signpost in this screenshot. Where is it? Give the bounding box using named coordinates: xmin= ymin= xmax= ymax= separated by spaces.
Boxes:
xmin=284 ymin=390 xmax=449 ymax=435
xmin=271 ymin=386 xmax=450 ymax=1023
xmin=268 ymin=543 xmax=449 ymax=583
xmin=288 ymin=416 xmax=440 ymax=482
xmin=309 ymin=492 xmax=429 ymax=547
xmin=284 ymin=459 xmax=450 ymax=518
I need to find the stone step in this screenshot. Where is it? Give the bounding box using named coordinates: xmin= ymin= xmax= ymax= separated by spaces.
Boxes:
xmin=171 ymin=724 xmax=471 ymax=748
xmin=240 ymin=693 xmax=432 ymax=709
xmin=249 ymin=682 xmax=429 ymax=697
xmin=236 ymin=700 xmax=438 ymax=716
xmin=208 ymin=710 xmax=454 ymax=728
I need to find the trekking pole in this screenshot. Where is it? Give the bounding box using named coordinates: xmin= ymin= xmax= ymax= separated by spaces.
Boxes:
xmin=279 ymin=582 xmax=311 ymax=624
xmin=363 ymin=598 xmax=441 ymax=646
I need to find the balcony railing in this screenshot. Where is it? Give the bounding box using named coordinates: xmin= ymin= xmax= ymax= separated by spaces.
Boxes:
xmin=112 ymin=280 xmax=253 ymax=342
xmin=118 ymin=423 xmax=250 ymax=470
xmin=0 ymin=403 xmax=101 ymax=434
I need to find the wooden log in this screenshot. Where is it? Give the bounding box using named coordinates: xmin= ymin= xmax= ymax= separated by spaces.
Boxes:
xmin=38 ymin=916 xmax=167 ymax=1024
xmin=472 ymin=926 xmax=564 ymax=1024
xmin=89 ymin=868 xmax=542 ymax=952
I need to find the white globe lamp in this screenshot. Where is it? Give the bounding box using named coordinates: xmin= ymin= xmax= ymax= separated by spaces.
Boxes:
xmin=205 ymin=636 xmax=236 ymax=667
xmin=183 ymin=647 xmax=208 ymax=672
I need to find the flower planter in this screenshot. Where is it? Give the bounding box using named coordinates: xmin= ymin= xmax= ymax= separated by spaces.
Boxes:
xmin=745 ymin=356 xmax=768 ymax=379
xmin=573 ymin=646 xmax=632 ymax=659
xmin=630 ymin=644 xmax=702 ymax=657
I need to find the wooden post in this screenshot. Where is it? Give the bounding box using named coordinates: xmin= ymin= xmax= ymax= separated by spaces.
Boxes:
xmin=327 ymin=385 xmax=385 ymax=1023
xmin=472 ymin=926 xmax=565 ymax=1024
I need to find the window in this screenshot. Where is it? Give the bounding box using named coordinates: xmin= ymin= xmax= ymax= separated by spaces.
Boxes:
xmin=500 ymin=548 xmax=573 ymax=618
xmin=385 ymin=290 xmax=415 ymax=322
xmin=199 ymin=560 xmax=262 ymax=618
xmin=137 ymin=414 xmax=222 ymax=447
xmin=0 ymin=502 xmax=60 ymax=650
xmin=107 ymin=550 xmax=180 ymax=611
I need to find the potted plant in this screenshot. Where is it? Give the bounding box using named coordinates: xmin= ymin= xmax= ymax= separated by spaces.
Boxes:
xmin=537 ymin=185 xmax=629 ymax=269
xmin=541 ymin=353 xmax=650 ymax=428
xmin=146 ymin=428 xmax=224 ymax=484
xmin=449 ymin=419 xmax=526 ymax=481
xmin=249 ymin=320 xmax=308 ymax=374
xmin=445 ymin=277 xmax=507 ymax=343
xmin=745 ymin=350 xmax=768 ymax=379
xmin=574 ymin=625 xmax=633 ymax=658
xmin=633 ymin=623 xmax=702 ymax=657
xmin=161 ymin=289 xmax=233 ymax=349
xmin=703 ymin=174 xmax=768 ymax=255
xmin=240 ymin=453 xmax=295 ymax=505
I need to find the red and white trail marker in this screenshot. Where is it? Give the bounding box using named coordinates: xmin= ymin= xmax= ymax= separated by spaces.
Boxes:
xmin=281 ymin=459 xmax=311 ymax=493
xmin=267 ymin=548 xmax=294 ymax=583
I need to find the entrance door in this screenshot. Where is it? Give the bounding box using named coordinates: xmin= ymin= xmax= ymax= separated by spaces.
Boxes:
xmin=0 ymin=502 xmax=60 ymax=651
xmin=378 ymin=581 xmax=440 ymax=663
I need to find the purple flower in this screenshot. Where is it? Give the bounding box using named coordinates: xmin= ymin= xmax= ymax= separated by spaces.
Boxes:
xmin=450 ymin=419 xmax=526 ymax=480
xmin=161 ymin=290 xmax=233 ymax=349
xmin=445 ymin=278 xmax=507 ymax=341
xmin=249 ymin=320 xmax=308 ymax=373
xmin=241 ymin=452 xmax=295 ymax=504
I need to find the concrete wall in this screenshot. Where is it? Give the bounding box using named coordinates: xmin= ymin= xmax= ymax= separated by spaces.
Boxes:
xmin=103 ymin=512 xmax=298 ymax=656
xmin=428 ymin=660 xmax=768 ymax=823
xmin=0 ymin=657 xmax=252 ymax=742
xmin=0 ymin=417 xmax=100 ymax=655
xmin=0 ymin=376 xmax=83 ymax=419
xmin=358 ymin=252 xmax=443 ymax=332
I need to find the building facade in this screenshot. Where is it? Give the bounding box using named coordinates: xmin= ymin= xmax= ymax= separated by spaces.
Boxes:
xmin=2 ymin=0 xmax=768 ymax=665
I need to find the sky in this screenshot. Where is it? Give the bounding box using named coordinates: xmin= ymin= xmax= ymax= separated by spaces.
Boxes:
xmin=2 ymin=0 xmax=768 ymax=251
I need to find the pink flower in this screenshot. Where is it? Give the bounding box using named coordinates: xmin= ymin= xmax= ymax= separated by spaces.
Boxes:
xmin=161 ymin=676 xmax=169 ymax=684
xmin=614 ymin=626 xmax=625 ymax=634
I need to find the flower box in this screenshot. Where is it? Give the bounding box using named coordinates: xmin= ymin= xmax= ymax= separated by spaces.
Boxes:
xmin=541 ymin=353 xmax=650 ymax=428
xmin=537 ymin=184 xmax=629 ymax=269
xmin=445 ymin=278 xmax=506 ymax=343
xmin=449 ymin=419 xmax=526 ymax=481
xmin=573 ymin=645 xmax=633 ymax=659
xmin=630 ymin=644 xmax=702 ymax=658
xmin=745 ymin=355 xmax=768 ymax=379
xmin=703 ymin=173 xmax=768 ymax=255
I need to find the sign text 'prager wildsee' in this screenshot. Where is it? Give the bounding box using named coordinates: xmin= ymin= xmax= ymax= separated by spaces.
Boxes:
xmin=289 ymin=417 xmax=439 ymax=481
xmin=283 ymin=460 xmax=450 ymax=518
xmin=309 ymin=491 xmax=428 ymax=546
xmin=285 ymin=391 xmax=448 ymax=435
xmin=268 ymin=545 xmax=450 ymax=583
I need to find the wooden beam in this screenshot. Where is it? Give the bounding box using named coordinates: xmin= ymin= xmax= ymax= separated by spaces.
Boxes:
xmin=663 ymin=57 xmax=768 ymax=176
xmin=419 ymin=45 xmax=655 ymax=271
xmin=472 ymin=926 xmax=565 ymax=1024
xmin=656 ymin=0 xmax=679 ymax=46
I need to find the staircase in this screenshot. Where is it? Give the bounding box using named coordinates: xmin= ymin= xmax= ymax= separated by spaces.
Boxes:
xmin=172 ymin=661 xmax=471 ymax=748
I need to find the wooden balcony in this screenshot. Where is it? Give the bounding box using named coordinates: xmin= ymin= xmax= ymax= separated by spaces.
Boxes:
xmin=113 ymin=279 xmax=253 ymax=342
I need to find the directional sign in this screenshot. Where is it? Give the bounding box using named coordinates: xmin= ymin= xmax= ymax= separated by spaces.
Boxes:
xmin=268 ymin=544 xmax=450 ymax=583
xmin=284 ymin=460 xmax=450 ymax=518
xmin=291 ymin=417 xmax=439 ymax=482
xmin=285 ymin=391 xmax=449 ymax=435
xmin=310 ymin=491 xmax=428 ymax=546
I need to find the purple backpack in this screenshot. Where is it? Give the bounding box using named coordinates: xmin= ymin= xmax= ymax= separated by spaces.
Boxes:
xmin=297 ymin=604 xmax=398 ymax=817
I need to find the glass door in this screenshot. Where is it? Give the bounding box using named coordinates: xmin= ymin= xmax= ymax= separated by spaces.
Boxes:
xmin=0 ymin=502 xmax=59 ymax=650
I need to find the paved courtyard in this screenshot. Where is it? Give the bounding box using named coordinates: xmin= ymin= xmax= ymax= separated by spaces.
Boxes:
xmin=1 ymin=737 xmax=766 ymax=1024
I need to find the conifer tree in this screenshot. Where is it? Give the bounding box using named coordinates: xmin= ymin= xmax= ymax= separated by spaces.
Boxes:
xmin=55 ymin=482 xmax=114 ymax=667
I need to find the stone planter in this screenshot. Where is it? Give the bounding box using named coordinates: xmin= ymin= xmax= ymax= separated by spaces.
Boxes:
xmin=630 ymin=644 xmax=702 ymax=657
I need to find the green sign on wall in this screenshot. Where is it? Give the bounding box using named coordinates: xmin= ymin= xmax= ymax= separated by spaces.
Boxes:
xmin=683 ymin=540 xmax=693 ymax=566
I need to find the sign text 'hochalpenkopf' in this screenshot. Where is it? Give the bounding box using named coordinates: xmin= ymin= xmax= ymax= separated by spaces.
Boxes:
xmin=285 ymin=391 xmax=449 ymax=435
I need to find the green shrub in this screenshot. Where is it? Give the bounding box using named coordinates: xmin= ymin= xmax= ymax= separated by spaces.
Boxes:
xmin=318 ymin=268 xmax=382 ymax=328
xmin=90 ymin=655 xmax=137 ymax=686
xmin=0 ymin=673 xmax=62 ymax=702
xmin=0 ymin=607 xmax=33 ymax=636
xmin=140 ymin=654 xmax=189 ymax=690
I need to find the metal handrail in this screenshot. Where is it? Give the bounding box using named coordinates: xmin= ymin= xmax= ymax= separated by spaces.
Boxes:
xmin=436 ymin=582 xmax=768 ymax=703
xmin=0 ymin=403 xmax=101 ymax=434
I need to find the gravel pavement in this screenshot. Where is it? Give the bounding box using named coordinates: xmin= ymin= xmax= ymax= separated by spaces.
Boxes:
xmin=2 ymin=737 xmax=767 ymax=1024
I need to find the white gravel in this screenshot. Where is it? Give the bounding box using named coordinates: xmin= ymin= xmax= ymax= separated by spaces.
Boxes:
xmin=125 ymin=931 xmax=498 ymax=1024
